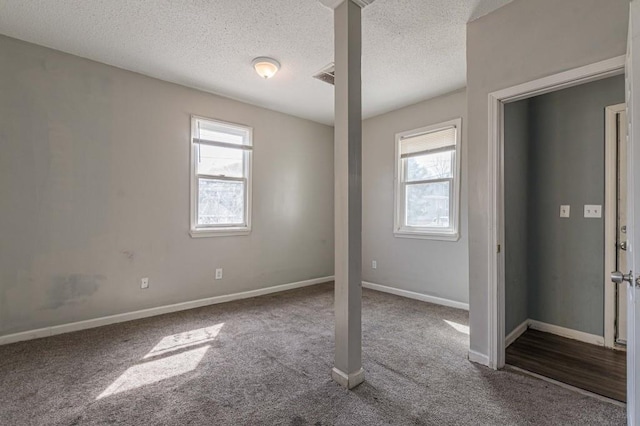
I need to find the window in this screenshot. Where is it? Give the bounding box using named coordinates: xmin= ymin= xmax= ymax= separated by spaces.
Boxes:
xmin=394 ymin=118 xmax=461 ymax=241
xmin=190 ymin=116 xmax=252 ymax=237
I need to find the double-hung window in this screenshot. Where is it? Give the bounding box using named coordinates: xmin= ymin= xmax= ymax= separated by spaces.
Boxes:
xmin=394 ymin=118 xmax=461 ymax=241
xmin=190 ymin=116 xmax=252 ymax=237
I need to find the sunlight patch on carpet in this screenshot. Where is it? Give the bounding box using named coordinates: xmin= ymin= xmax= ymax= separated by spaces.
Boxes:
xmin=97 ymin=345 xmax=209 ymax=399
xmin=144 ymin=323 xmax=224 ymax=359
xmin=444 ymin=320 xmax=469 ymax=335
xmin=97 ymin=323 xmax=225 ymax=399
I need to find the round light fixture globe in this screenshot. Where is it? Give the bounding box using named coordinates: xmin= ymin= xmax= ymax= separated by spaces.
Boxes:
xmin=252 ymin=57 xmax=280 ymax=79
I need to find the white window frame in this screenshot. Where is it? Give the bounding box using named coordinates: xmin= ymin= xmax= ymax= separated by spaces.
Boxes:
xmin=393 ymin=118 xmax=462 ymax=241
xmin=190 ymin=115 xmax=253 ymax=238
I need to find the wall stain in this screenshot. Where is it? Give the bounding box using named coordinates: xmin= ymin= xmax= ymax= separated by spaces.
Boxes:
xmin=45 ymin=274 xmax=104 ymax=309
xmin=121 ymin=250 xmax=135 ymax=262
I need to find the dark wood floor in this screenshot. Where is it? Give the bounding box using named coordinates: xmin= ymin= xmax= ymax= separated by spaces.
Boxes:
xmin=506 ymin=329 xmax=626 ymax=402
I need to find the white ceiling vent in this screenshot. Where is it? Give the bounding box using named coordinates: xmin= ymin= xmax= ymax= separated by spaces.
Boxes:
xmin=313 ymin=63 xmax=335 ymax=86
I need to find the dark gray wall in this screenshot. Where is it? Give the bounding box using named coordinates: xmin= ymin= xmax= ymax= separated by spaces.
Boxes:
xmin=504 ymin=75 xmax=625 ymax=337
xmin=504 ymin=99 xmax=530 ymax=334
xmin=528 ymin=75 xmax=624 ymax=336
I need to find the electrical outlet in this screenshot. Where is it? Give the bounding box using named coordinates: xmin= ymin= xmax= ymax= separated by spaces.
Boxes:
xmin=215 ymin=268 xmax=223 ymax=280
xmin=560 ymin=205 xmax=570 ymax=218
xmin=584 ymin=204 xmax=602 ymax=218
xmin=141 ymin=277 xmax=149 ymax=289
xmin=372 ymin=260 xmax=377 ymax=269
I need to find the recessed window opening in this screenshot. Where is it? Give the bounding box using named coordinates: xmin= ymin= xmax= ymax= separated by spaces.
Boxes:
xmin=394 ymin=118 xmax=461 ymax=241
xmin=190 ymin=116 xmax=253 ymax=237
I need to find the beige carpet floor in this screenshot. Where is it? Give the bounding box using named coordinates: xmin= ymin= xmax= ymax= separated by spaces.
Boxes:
xmin=0 ymin=283 xmax=626 ymax=425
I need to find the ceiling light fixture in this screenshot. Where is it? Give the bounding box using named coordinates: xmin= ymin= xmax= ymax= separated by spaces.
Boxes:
xmin=252 ymin=57 xmax=280 ymax=79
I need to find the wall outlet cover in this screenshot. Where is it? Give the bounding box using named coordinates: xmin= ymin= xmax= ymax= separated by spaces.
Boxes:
xmin=141 ymin=277 xmax=149 ymax=289
xmin=560 ymin=205 xmax=570 ymax=218
xmin=215 ymin=268 xmax=223 ymax=280
xmin=584 ymin=204 xmax=602 ymax=218
xmin=372 ymin=260 xmax=377 ymax=269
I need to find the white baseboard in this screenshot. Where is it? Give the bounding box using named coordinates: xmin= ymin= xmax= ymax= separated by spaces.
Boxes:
xmin=505 ymin=319 xmax=529 ymax=348
xmin=468 ymin=350 xmax=490 ymax=366
xmin=362 ymin=281 xmax=469 ymax=311
xmin=0 ymin=276 xmax=334 ymax=346
xmin=528 ymin=319 xmax=604 ymax=346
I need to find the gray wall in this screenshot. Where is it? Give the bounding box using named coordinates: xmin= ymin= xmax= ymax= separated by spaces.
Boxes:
xmin=504 ymin=76 xmax=625 ymax=337
xmin=528 ymin=76 xmax=624 ymax=335
xmin=362 ymin=90 xmax=469 ymax=305
xmin=467 ymin=0 xmax=629 ymax=357
xmin=0 ymin=36 xmax=335 ymax=336
xmin=504 ymin=98 xmax=530 ymax=334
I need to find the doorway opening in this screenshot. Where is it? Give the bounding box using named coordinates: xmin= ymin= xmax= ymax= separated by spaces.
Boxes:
xmin=500 ymin=75 xmax=627 ymax=402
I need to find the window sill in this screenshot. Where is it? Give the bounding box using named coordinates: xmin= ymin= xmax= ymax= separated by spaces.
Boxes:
xmin=393 ymin=230 xmax=460 ymax=242
xmin=190 ymin=227 xmax=251 ymax=238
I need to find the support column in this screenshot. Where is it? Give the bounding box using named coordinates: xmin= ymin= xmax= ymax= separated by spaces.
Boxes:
xmin=331 ymin=0 xmax=364 ymax=389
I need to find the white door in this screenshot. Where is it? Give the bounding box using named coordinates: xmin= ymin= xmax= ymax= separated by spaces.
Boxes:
xmin=625 ymin=1 xmax=640 ymax=423
xmin=619 ymin=108 xmax=629 ymax=344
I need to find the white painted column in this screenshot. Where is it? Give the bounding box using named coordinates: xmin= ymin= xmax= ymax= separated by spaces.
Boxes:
xmin=331 ymin=0 xmax=364 ymax=389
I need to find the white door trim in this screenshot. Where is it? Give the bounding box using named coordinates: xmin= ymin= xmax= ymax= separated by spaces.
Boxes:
xmin=487 ymin=55 xmax=626 ymax=370
xmin=605 ymin=103 xmax=627 ymax=349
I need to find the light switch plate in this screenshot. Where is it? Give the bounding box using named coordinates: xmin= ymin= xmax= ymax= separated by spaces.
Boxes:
xmin=584 ymin=205 xmax=602 ymax=218
xmin=560 ymin=205 xmax=570 ymax=218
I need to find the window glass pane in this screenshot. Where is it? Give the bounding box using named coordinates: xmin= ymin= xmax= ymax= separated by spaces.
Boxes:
xmin=405 ymin=181 xmax=450 ymax=228
xmin=198 ymin=179 xmax=244 ymax=225
xmin=406 ymin=150 xmax=454 ymax=181
xmin=197 ymin=144 xmax=243 ymax=177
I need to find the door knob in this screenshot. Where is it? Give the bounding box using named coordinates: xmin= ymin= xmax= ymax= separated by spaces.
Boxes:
xmin=612 ymin=270 xmax=633 ymax=284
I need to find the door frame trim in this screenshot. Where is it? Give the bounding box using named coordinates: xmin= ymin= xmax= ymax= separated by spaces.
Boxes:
xmin=486 ymin=55 xmax=626 ymax=370
xmin=605 ymin=103 xmax=627 ymax=349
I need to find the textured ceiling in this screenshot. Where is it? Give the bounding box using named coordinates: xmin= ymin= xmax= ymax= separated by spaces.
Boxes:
xmin=0 ymin=0 xmax=512 ymax=125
